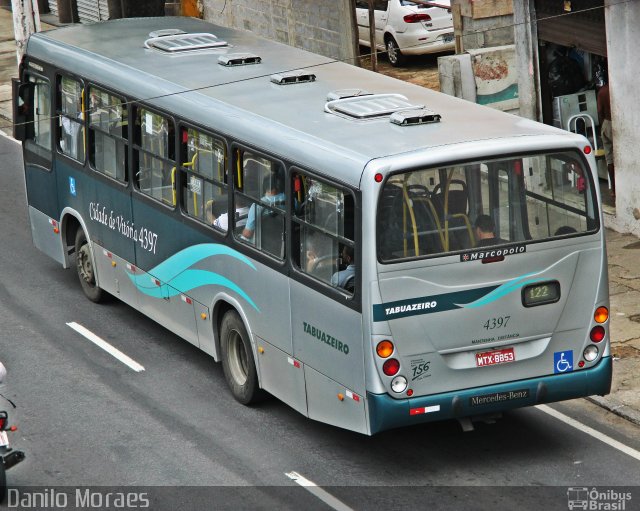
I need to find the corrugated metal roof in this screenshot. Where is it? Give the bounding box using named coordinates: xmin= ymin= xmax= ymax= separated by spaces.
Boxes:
xmin=77 ymin=0 xmax=111 ymax=23
xmin=47 ymin=0 xmax=58 ymax=16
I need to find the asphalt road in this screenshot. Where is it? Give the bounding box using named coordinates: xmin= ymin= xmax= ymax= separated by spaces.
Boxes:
xmin=0 ymin=133 xmax=639 ymax=511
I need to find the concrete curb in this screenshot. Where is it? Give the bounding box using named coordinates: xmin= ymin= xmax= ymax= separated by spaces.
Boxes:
xmin=586 ymin=396 xmax=640 ymax=426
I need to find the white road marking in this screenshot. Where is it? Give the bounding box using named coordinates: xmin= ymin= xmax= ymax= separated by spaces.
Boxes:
xmin=536 ymin=404 xmax=640 ymax=462
xmin=285 ymin=471 xmax=354 ymax=511
xmin=66 ymin=322 xmax=145 ymax=372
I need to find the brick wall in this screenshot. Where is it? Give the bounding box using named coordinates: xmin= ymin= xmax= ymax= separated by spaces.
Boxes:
xmin=201 ymin=0 xmax=357 ymax=63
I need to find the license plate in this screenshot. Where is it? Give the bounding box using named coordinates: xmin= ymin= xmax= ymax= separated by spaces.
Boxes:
xmin=0 ymin=430 xmax=8 ymax=447
xmin=476 ymin=347 xmax=515 ymax=367
xmin=443 ymin=33 xmax=454 ymax=43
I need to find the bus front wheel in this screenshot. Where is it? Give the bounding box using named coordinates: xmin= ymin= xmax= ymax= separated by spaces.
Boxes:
xmin=220 ymin=311 xmax=263 ymax=405
xmin=75 ymin=229 xmax=104 ymax=303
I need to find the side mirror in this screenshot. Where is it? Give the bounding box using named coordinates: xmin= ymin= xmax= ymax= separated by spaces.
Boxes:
xmin=12 ymin=78 xmax=33 ymax=142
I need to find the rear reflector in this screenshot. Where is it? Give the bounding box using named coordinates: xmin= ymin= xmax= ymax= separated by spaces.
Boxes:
xmin=410 ymin=405 xmax=440 ymax=415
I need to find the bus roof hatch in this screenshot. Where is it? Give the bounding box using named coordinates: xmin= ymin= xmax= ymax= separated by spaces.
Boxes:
xmin=324 ymin=93 xmax=425 ymax=121
xmin=144 ymin=32 xmax=229 ymax=53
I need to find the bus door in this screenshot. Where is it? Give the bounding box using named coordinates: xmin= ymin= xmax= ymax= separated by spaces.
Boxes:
xmin=288 ymin=172 xmax=366 ymax=433
xmin=375 ymin=152 xmax=603 ymax=401
xmin=14 ymin=72 xmax=61 ymax=263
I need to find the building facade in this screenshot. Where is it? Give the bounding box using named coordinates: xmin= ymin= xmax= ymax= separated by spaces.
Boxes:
xmin=201 ymin=0 xmax=358 ymax=64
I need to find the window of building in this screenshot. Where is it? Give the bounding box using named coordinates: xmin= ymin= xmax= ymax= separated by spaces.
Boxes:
xmin=57 ymin=75 xmax=85 ymax=161
xmin=292 ymin=172 xmax=356 ymax=294
xmin=88 ymin=86 xmax=128 ymax=182
xmin=181 ymin=127 xmax=228 ymax=229
xmin=134 ymin=107 xmax=175 ymax=205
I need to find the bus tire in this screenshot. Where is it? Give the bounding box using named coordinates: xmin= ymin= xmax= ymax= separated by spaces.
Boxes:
xmin=74 ymin=229 xmax=104 ymax=303
xmin=220 ymin=310 xmax=263 ymax=405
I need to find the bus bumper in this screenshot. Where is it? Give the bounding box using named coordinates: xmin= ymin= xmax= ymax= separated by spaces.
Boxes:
xmin=367 ymin=356 xmax=612 ymax=434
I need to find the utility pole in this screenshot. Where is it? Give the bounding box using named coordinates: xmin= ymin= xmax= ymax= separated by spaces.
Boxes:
xmin=368 ymin=0 xmax=377 ymax=72
xmin=11 ymin=0 xmax=41 ymax=65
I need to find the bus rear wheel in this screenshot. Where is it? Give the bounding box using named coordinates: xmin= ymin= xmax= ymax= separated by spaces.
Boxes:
xmin=75 ymin=229 xmax=104 ymax=303
xmin=220 ymin=310 xmax=263 ymax=405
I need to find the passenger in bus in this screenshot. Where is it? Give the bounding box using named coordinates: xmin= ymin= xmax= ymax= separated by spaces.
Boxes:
xmin=331 ymin=245 xmax=355 ymax=289
xmin=474 ymin=214 xmax=503 ymax=247
xmin=304 ymin=232 xmax=323 ymax=273
xmin=241 ymin=171 xmax=285 ymax=240
xmin=206 ymin=197 xmax=250 ymax=231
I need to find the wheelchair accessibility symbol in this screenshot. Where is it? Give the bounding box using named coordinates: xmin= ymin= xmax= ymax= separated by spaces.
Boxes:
xmin=554 ymin=350 xmax=573 ymax=374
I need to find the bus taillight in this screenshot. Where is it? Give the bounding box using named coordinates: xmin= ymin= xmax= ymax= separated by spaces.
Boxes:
xmin=583 ymin=345 xmax=599 ymax=362
xmin=376 ymin=340 xmax=394 ymax=358
xmin=383 ymin=358 xmax=400 ymax=376
xmin=590 ymin=326 xmax=605 ymax=343
xmin=594 ymin=306 xmax=609 ymax=323
xmin=391 ymin=376 xmax=407 ymax=393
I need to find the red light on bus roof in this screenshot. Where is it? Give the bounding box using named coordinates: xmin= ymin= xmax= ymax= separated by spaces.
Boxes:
xmin=583 ymin=145 xmax=592 ymax=155
xmin=374 ymin=173 xmax=383 ymax=183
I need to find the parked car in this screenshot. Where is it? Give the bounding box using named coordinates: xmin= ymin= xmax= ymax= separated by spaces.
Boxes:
xmin=356 ymin=0 xmax=454 ymax=66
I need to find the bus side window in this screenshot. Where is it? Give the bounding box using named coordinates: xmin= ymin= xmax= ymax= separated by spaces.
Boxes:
xmin=234 ymin=151 xmax=285 ymax=259
xmin=88 ymin=86 xmax=128 ymax=182
xmin=134 ymin=107 xmax=176 ymax=206
xmin=57 ymin=75 xmax=85 ymax=162
xmin=180 ymin=127 xmax=228 ymax=230
xmin=292 ymin=171 xmax=356 ymax=295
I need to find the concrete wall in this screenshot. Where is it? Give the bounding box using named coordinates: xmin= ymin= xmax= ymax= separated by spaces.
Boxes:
xmin=439 ymin=45 xmax=519 ymax=115
xmin=605 ymin=0 xmax=640 ymax=236
xmin=201 ymin=0 xmax=357 ymax=63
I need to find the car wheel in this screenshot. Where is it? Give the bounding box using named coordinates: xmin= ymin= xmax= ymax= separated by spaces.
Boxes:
xmin=386 ymin=37 xmax=406 ymax=67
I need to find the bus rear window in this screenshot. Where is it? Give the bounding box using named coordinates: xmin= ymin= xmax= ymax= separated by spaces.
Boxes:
xmin=377 ymin=151 xmax=598 ymax=262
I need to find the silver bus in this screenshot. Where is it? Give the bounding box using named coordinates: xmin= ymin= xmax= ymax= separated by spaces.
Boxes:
xmin=12 ymin=16 xmax=611 ymax=434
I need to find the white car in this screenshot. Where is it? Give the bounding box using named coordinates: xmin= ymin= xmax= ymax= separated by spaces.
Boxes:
xmin=356 ymin=0 xmax=454 ymax=66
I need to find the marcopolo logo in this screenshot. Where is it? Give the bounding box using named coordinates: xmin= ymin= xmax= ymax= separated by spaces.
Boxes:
xmin=460 ymin=244 xmax=526 ymax=262
xmin=566 ymin=487 xmax=632 ymax=510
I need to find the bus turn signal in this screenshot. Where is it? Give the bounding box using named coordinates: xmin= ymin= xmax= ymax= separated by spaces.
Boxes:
xmin=594 ymin=306 xmax=609 ymax=323
xmin=376 ymin=340 xmax=394 ymax=358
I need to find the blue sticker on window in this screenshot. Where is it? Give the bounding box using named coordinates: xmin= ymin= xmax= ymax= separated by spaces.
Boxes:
xmin=69 ymin=177 xmax=76 ymax=196
xmin=554 ymin=350 xmax=573 ymax=373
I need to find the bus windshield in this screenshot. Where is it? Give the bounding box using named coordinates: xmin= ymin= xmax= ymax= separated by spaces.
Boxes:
xmin=377 ymin=150 xmax=599 ymax=262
